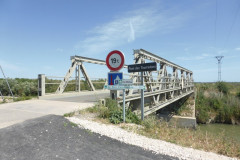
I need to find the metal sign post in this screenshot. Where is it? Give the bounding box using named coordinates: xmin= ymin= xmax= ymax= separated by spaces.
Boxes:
xmin=123 ymin=89 xmax=125 ymax=122
xmin=127 ymin=62 xmax=157 ymax=121
xmin=106 ymin=50 xmax=126 ymax=122
xmin=141 ymin=71 xmax=144 ymax=120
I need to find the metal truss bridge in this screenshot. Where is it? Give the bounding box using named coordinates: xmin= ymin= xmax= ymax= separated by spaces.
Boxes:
xmin=38 ymin=49 xmax=194 ymax=117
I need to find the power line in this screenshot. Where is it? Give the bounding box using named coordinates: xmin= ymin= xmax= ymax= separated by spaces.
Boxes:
xmin=215 ymin=56 xmax=224 ymax=81
xmin=223 ymin=1 xmax=240 ymax=48
xmin=214 ymin=0 xmax=218 ymax=46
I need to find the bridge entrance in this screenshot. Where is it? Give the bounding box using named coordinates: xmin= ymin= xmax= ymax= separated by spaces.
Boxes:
xmin=38 ymin=49 xmax=194 ymax=124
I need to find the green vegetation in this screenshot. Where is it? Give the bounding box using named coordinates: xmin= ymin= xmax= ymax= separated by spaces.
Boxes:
xmin=237 ymin=92 xmax=240 ymax=100
xmin=86 ymin=98 xmax=141 ymax=124
xmin=0 ymin=78 xmax=38 ymax=97
xmin=0 ymin=78 xmax=105 ymax=102
xmin=122 ymin=115 xmax=240 ymax=158
xmin=195 ymin=82 xmax=240 ymax=124
xmin=63 ymin=121 xmax=78 ymax=127
xmin=63 ymin=111 xmax=76 ymax=117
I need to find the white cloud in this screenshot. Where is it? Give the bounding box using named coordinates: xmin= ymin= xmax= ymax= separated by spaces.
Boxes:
xmin=217 ymin=49 xmax=227 ymax=54
xmin=235 ymin=47 xmax=240 ymax=51
xmin=56 ymin=48 xmax=63 ymax=52
xmin=176 ymin=53 xmax=211 ymax=61
xmin=128 ymin=20 xmax=135 ymax=42
xmin=0 ymin=60 xmax=22 ymax=72
xmin=74 ymin=6 xmax=189 ymax=55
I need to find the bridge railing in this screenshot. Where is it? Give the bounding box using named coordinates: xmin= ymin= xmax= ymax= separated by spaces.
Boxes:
xmin=38 ymin=74 xmax=107 ymax=96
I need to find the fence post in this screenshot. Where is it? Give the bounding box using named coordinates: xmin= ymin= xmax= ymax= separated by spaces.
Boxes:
xmin=38 ymin=74 xmax=45 ymax=97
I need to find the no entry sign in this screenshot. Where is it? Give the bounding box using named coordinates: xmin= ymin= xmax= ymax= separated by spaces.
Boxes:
xmin=106 ymin=50 xmax=125 ymax=71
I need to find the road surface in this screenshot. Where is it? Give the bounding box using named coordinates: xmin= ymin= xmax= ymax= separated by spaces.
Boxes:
xmin=0 ymin=91 xmax=109 ymax=129
xmin=0 ymin=115 xmax=178 ymax=160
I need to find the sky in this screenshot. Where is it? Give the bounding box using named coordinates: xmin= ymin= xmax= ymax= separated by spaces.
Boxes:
xmin=0 ymin=0 xmax=240 ymax=82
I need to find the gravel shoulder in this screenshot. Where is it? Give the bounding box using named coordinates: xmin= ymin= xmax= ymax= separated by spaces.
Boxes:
xmin=68 ymin=116 xmax=238 ymax=160
xmin=0 ymin=115 xmax=177 ymax=160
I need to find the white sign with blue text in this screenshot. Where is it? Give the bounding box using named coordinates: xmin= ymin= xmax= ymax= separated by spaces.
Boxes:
xmin=108 ymin=72 xmax=123 ymax=85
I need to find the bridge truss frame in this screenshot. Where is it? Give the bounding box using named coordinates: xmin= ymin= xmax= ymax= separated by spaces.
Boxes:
xmin=118 ymin=49 xmax=194 ymax=116
xmin=38 ymin=49 xmax=194 ymax=117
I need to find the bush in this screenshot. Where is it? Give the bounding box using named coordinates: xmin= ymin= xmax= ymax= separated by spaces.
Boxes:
xmin=0 ymin=78 xmax=38 ymax=97
xmin=195 ymin=83 xmax=240 ymax=124
xmin=142 ymin=116 xmax=158 ymax=130
xmin=237 ymin=92 xmax=240 ymax=99
xmin=109 ymin=109 xmax=123 ymax=124
xmin=96 ymin=98 xmax=141 ymax=124
xmin=216 ymin=82 xmax=229 ymax=94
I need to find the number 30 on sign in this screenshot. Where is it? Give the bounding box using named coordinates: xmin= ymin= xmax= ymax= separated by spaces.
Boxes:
xmin=106 ymin=50 xmax=125 ymax=71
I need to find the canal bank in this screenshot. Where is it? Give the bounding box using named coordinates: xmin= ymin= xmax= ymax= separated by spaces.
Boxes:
xmin=198 ymin=123 xmax=240 ymax=145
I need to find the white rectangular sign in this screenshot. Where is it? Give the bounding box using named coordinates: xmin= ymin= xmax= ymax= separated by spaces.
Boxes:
xmin=121 ymin=79 xmax=133 ymax=85
xmin=104 ymin=85 xmax=145 ymax=90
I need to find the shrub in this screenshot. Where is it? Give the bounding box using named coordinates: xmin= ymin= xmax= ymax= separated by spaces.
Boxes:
xmin=109 ymin=109 xmax=123 ymax=124
xmin=216 ymin=82 xmax=229 ymax=94
xmin=142 ymin=116 xmax=158 ymax=130
xmin=237 ymin=92 xmax=240 ymax=99
xmin=195 ymin=82 xmax=240 ymax=124
xmin=97 ymin=98 xmax=141 ymax=124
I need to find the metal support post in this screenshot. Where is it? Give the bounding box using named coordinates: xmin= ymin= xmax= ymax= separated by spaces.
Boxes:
xmin=141 ymin=71 xmax=144 ymax=120
xmin=0 ymin=90 xmax=4 ymax=100
xmin=38 ymin=74 xmax=45 ymax=96
xmin=123 ymin=89 xmax=125 ymax=123
xmin=110 ymin=90 xmax=119 ymax=100
xmin=75 ymin=65 xmax=81 ymax=92
xmin=78 ymin=65 xmax=81 ymax=92
xmin=0 ymin=65 xmax=14 ymax=98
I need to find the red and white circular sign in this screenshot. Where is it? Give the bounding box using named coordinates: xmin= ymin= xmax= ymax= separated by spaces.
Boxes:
xmin=106 ymin=50 xmax=125 ymax=71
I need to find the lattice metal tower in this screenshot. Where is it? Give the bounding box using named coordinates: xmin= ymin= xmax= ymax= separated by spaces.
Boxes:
xmin=215 ymin=56 xmax=224 ymax=81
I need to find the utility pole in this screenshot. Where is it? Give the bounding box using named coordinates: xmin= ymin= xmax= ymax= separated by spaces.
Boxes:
xmin=215 ymin=56 xmax=224 ymax=81
xmin=0 ymin=65 xmax=14 ymax=98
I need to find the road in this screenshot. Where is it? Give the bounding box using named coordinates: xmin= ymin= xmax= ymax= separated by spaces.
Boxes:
xmin=48 ymin=92 xmax=109 ymax=103
xmin=0 ymin=91 xmax=109 ymax=129
xmin=0 ymin=115 xmax=178 ymax=160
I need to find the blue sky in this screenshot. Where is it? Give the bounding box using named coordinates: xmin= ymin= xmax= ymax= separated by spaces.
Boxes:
xmin=0 ymin=0 xmax=240 ymax=82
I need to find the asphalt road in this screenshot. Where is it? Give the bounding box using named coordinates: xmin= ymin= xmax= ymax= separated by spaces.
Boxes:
xmin=49 ymin=92 xmax=109 ymax=103
xmin=0 ymin=115 xmax=178 ymax=160
xmin=0 ymin=91 xmax=108 ymax=129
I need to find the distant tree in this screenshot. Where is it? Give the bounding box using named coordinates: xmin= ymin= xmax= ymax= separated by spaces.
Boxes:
xmin=237 ymin=92 xmax=240 ymax=99
xmin=216 ymin=82 xmax=229 ymax=94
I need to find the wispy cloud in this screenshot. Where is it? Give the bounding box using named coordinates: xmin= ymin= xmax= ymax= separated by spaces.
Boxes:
xmin=235 ymin=47 xmax=240 ymax=51
xmin=74 ymin=6 xmax=189 ymax=55
xmin=0 ymin=60 xmax=23 ymax=72
xmin=56 ymin=48 xmax=64 ymax=52
xmin=128 ymin=20 xmax=135 ymax=42
xmin=176 ymin=53 xmax=212 ymax=61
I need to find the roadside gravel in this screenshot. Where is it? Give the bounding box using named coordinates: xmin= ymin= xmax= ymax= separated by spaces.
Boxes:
xmin=67 ymin=117 xmax=237 ymax=160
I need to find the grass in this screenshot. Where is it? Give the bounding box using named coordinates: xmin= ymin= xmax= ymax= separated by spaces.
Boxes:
xmin=122 ymin=115 xmax=240 ymax=158
xmin=13 ymin=96 xmax=34 ymax=102
xmin=63 ymin=121 xmax=78 ymax=127
xmin=63 ymin=111 xmax=75 ymax=117
xmin=84 ymin=98 xmax=141 ymax=124
xmin=0 ymin=96 xmax=35 ymax=104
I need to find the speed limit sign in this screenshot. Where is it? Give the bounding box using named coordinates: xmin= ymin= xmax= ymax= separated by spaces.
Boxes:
xmin=106 ymin=50 xmax=125 ymax=71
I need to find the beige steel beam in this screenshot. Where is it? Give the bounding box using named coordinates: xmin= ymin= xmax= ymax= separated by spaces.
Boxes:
xmin=138 ymin=49 xmax=192 ymax=73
